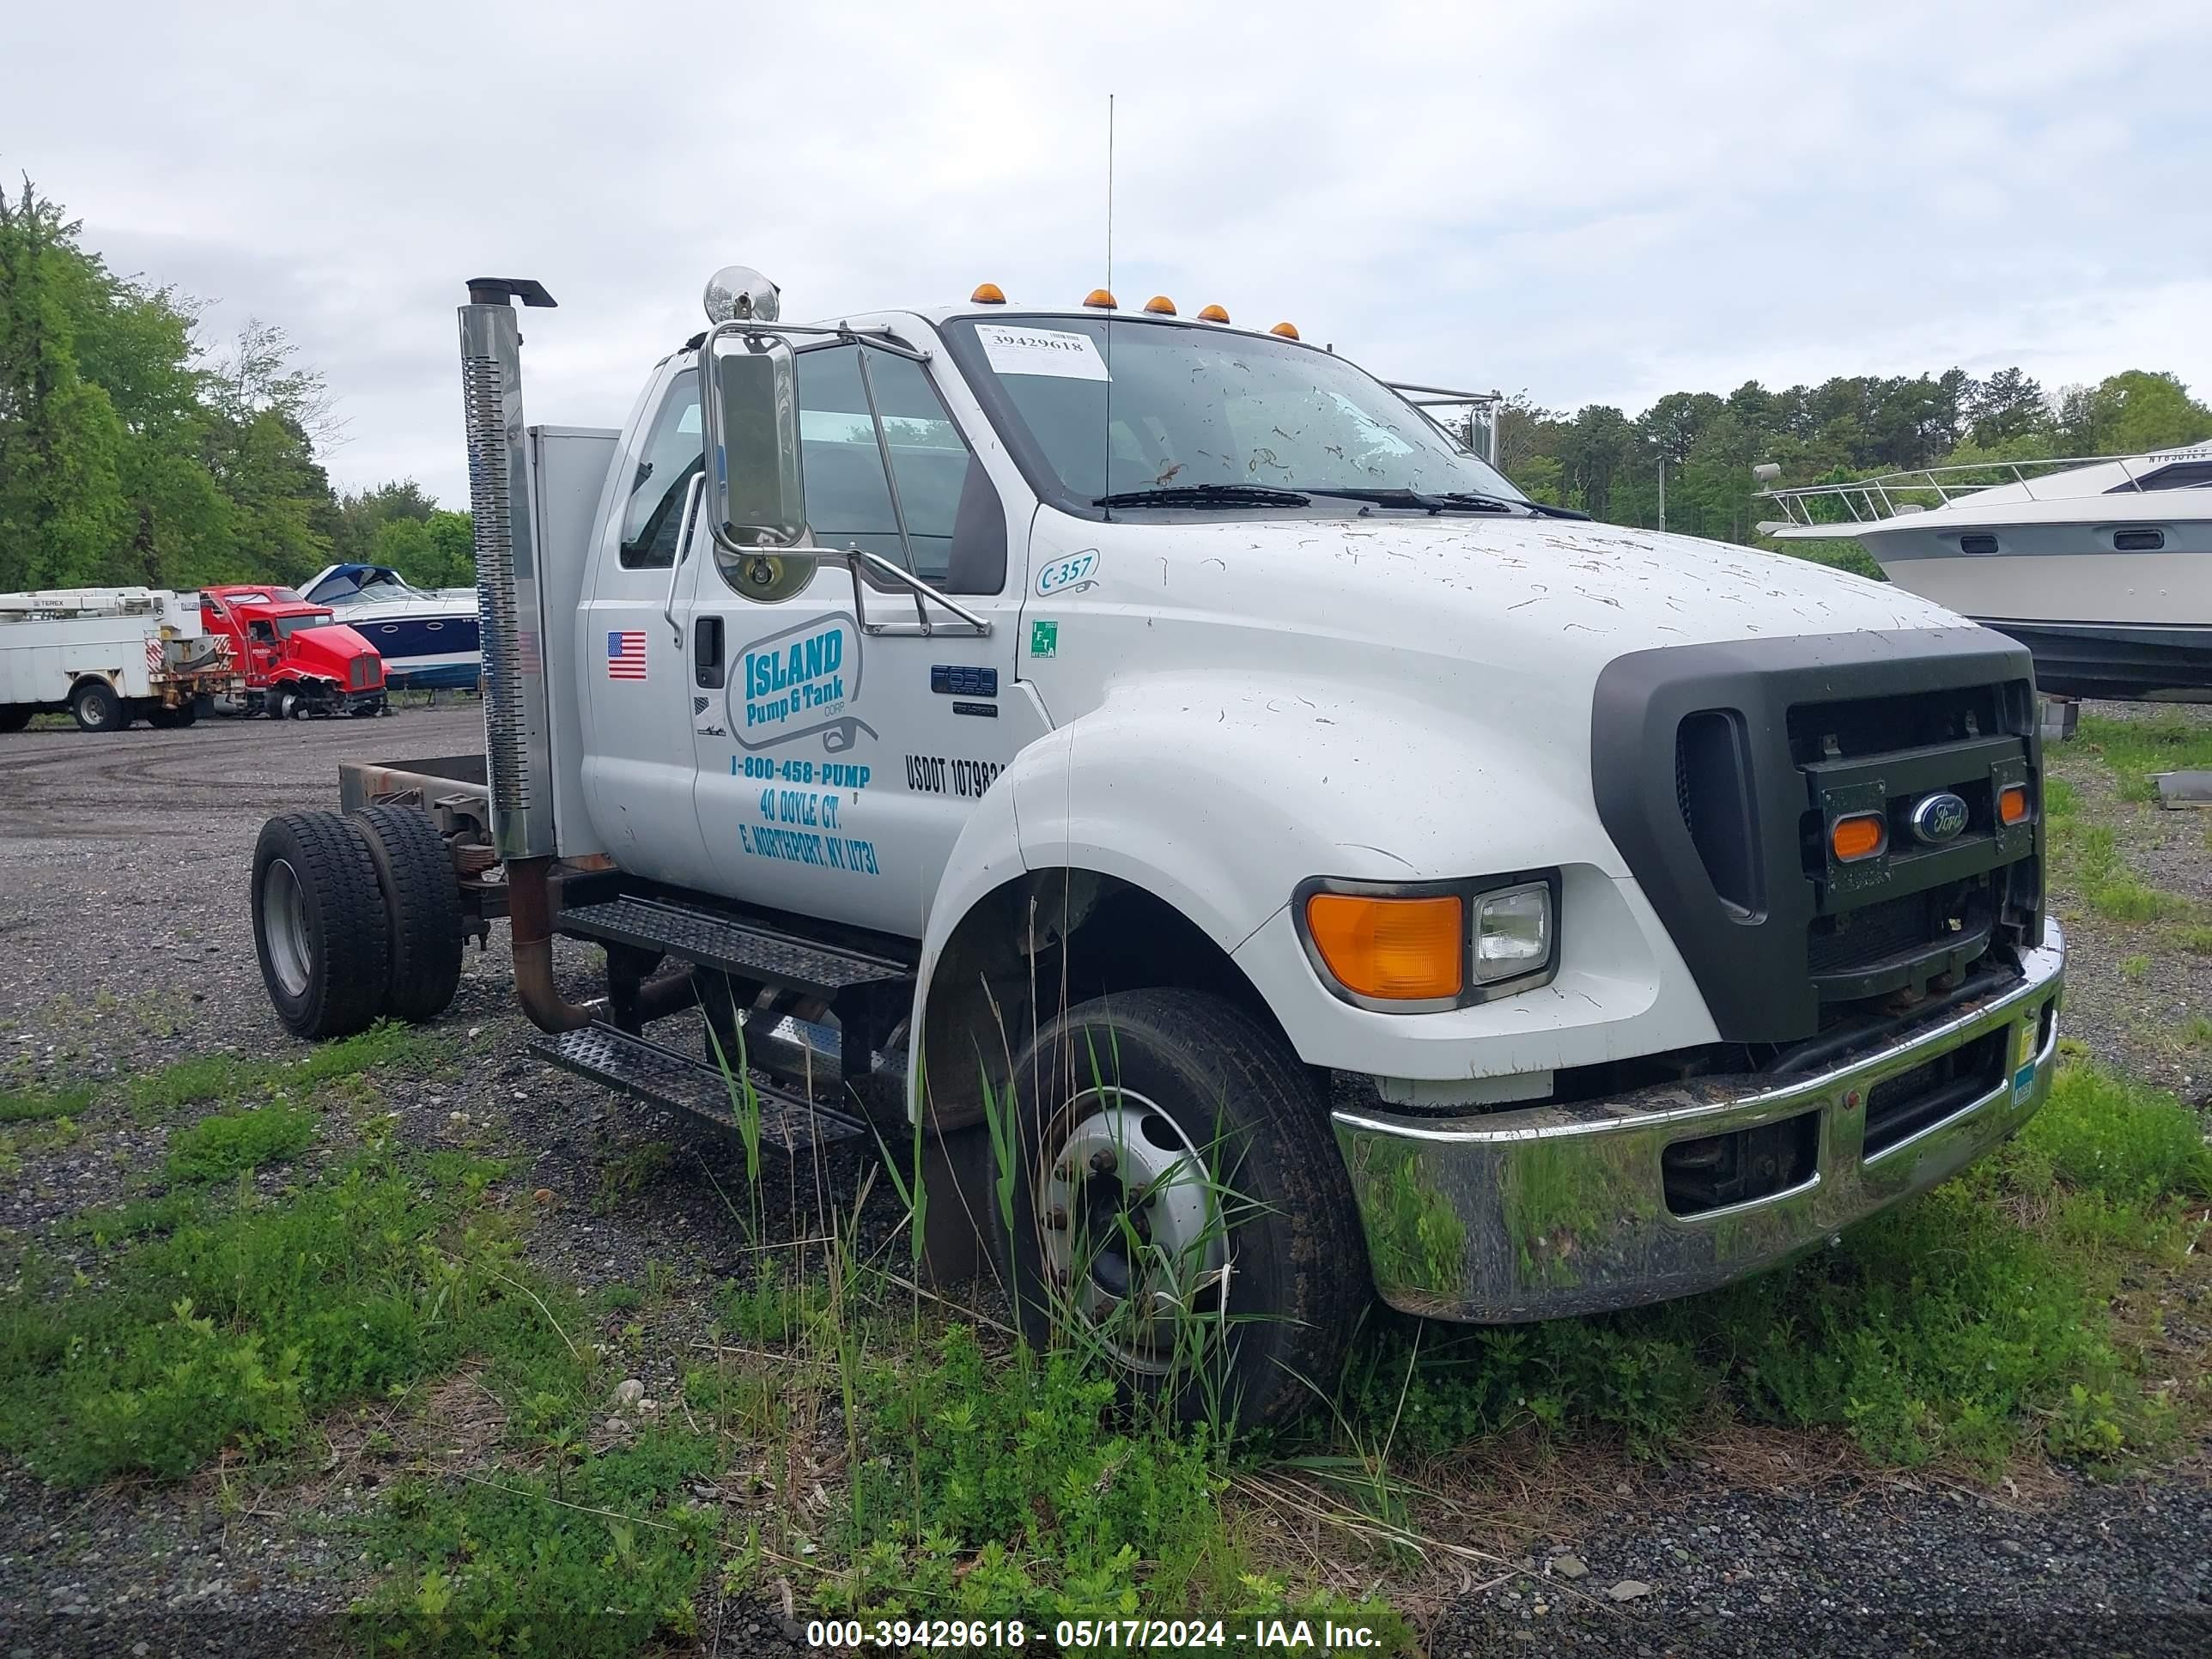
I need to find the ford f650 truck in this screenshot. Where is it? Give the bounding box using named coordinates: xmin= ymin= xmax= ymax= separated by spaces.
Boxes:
xmin=247 ymin=270 xmax=2063 ymax=1424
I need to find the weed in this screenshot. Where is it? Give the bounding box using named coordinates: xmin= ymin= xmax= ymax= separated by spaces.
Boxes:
xmin=592 ymin=1139 xmax=675 ymax=1214
xmin=2121 ymin=953 xmax=2152 ymax=979
xmin=360 ymin=1433 xmax=721 ymax=1658
xmin=0 ymin=1146 xmax=578 ymax=1486
xmin=58 ymin=1190 xmax=205 ymax=1245
xmin=2077 ymin=714 xmax=2212 ymax=802
xmin=127 ymin=1024 xmax=441 ymax=1121
xmin=2182 ymin=1016 xmax=2212 ymax=1049
xmin=2179 ymin=926 xmax=2212 ymax=956
xmin=165 ymin=1106 xmax=317 ymax=1182
xmin=0 ymin=1081 xmax=94 ymax=1123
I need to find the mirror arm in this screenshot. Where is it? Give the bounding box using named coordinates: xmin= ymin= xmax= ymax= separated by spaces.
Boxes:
xmin=852 ymin=347 xmax=921 ymax=581
xmin=663 ymin=472 xmax=705 ymax=644
xmin=842 ymin=548 xmax=992 ymax=638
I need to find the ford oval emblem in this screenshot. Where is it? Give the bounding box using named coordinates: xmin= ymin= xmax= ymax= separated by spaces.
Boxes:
xmin=1910 ymin=791 xmax=1970 ymax=845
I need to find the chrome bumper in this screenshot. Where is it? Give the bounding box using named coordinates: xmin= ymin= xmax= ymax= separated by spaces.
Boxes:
xmin=1333 ymin=925 xmax=2064 ymax=1322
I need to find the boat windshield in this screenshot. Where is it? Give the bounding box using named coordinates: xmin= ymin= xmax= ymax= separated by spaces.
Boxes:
xmin=312 ymin=568 xmax=432 ymax=605
xmin=939 ymin=313 xmax=1524 ymax=515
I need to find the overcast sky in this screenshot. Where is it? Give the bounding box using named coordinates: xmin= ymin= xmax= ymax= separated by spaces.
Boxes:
xmin=7 ymin=0 xmax=2207 ymax=506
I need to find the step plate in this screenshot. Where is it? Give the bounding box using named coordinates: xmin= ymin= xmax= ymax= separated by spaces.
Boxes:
xmin=556 ymin=896 xmax=913 ymax=998
xmin=533 ymin=1024 xmax=869 ymax=1152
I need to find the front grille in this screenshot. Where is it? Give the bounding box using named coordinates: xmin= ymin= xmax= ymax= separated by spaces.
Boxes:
xmin=1785 ymin=680 xmax=2031 ymax=764
xmin=1591 ymin=629 xmax=2042 ymax=1044
xmin=1808 ymin=875 xmax=1999 ymax=979
xmin=1863 ymin=1026 xmax=2008 ymax=1157
xmin=349 ymin=656 xmax=376 ymax=690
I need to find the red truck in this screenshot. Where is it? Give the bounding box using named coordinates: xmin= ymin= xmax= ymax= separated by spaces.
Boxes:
xmin=200 ymin=586 xmax=388 ymax=719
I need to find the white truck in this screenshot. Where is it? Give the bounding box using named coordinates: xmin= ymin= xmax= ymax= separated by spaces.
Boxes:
xmin=246 ymin=270 xmax=2064 ymax=1425
xmin=0 ymin=586 xmax=243 ymax=732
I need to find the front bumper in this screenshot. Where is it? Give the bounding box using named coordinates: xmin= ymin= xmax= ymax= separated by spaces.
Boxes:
xmin=1333 ymin=923 xmax=2063 ymax=1322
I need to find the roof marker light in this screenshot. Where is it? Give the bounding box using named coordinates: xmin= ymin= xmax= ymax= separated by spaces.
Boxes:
xmin=1143 ymin=295 xmax=1176 ymax=315
xmin=1196 ymin=303 xmax=1231 ymax=322
xmin=970 ymin=283 xmax=1006 ymax=304
xmin=1270 ymin=321 xmax=1300 ymax=340
xmin=1083 ymin=289 xmax=1118 ymax=309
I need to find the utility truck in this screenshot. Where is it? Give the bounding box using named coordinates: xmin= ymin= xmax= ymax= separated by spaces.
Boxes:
xmin=1 ymin=586 xmax=242 ymax=732
xmin=247 ymin=270 xmax=2064 ymax=1424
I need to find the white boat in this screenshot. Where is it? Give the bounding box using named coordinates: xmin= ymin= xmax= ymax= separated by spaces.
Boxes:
xmin=300 ymin=564 xmax=481 ymax=690
xmin=1758 ymin=445 xmax=2212 ymax=701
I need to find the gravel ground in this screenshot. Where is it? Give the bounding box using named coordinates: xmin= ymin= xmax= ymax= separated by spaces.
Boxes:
xmin=1 ymin=702 xmax=2208 ymax=1658
xmin=2039 ymin=702 xmax=2212 ymax=1103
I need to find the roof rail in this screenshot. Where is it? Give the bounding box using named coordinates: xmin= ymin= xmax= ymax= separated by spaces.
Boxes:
xmin=1753 ymin=444 xmax=2212 ymax=530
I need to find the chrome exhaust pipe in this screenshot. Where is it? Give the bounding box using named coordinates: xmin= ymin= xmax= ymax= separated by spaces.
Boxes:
xmin=457 ymin=277 xmax=558 ymax=862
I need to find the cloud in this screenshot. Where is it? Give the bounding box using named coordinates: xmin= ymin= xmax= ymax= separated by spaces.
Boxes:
xmin=4 ymin=0 xmax=2205 ymax=502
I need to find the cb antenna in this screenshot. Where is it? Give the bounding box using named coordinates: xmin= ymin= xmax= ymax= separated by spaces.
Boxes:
xmin=1101 ymin=92 xmax=1115 ymax=521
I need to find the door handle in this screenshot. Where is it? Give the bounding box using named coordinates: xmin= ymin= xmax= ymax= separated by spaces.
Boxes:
xmin=694 ymin=616 xmax=725 ymax=689
xmin=663 ymin=471 xmax=706 ymax=646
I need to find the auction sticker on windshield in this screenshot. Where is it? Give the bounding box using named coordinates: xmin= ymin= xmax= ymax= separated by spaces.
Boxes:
xmin=977 ymin=325 xmax=1111 ymax=381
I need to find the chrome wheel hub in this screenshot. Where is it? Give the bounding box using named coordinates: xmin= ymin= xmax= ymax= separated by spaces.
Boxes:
xmin=262 ymin=857 xmax=312 ymax=998
xmin=1038 ymin=1089 xmax=1230 ymax=1374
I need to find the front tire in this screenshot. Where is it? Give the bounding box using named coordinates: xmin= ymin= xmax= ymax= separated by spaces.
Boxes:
xmin=69 ymin=679 xmax=124 ymax=732
xmin=348 ymin=805 xmax=464 ymax=1024
xmin=1000 ymin=989 xmax=1370 ymax=1431
xmin=252 ymin=811 xmax=391 ymax=1038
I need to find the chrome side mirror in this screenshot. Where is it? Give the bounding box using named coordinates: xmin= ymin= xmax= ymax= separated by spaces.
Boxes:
xmin=702 ymin=326 xmax=817 ymax=601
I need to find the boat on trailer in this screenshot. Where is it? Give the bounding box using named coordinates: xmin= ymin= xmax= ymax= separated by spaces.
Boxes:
xmin=1758 ymin=445 xmax=2212 ymax=702
xmin=300 ymin=564 xmax=481 ymax=690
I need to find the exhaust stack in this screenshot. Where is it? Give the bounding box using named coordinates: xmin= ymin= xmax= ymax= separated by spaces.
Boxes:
xmin=457 ymin=276 xmax=558 ymax=861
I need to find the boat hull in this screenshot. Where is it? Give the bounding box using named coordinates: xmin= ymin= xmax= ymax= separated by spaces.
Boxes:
xmin=344 ymin=612 xmax=481 ymax=690
xmin=1968 ymin=619 xmax=2212 ymax=702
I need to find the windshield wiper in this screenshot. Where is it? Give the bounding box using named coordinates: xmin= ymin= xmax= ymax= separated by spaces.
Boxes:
xmin=1297 ymin=486 xmax=1590 ymax=520
xmin=1093 ymin=484 xmax=1312 ymax=509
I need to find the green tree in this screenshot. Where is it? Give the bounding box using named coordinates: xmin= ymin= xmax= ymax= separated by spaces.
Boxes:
xmin=0 ymin=179 xmax=129 ymax=589
xmin=2056 ymin=371 xmax=2212 ymax=455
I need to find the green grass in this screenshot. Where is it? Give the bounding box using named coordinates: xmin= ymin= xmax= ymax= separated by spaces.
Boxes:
xmin=2076 ymin=714 xmax=2212 ymax=802
xmin=0 ymin=1081 xmax=94 ymax=1123
xmin=1342 ymin=1062 xmax=2210 ymax=1474
xmin=164 ymin=1104 xmax=318 ymax=1182
xmin=0 ymin=1140 xmax=560 ymax=1487
xmin=127 ymin=1022 xmax=440 ymax=1119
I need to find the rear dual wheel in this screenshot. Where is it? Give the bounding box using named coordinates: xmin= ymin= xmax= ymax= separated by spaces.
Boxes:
xmin=251 ymin=806 xmax=464 ymax=1038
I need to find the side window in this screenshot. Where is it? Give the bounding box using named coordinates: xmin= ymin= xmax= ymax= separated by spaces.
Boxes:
xmin=791 ymin=345 xmax=999 ymax=590
xmin=618 ymin=368 xmax=702 ymax=569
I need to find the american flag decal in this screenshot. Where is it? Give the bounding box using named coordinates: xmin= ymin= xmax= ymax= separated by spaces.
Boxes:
xmin=606 ymin=630 xmax=647 ymax=681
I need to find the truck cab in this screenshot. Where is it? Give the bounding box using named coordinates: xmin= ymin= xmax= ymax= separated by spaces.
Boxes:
xmin=247 ymin=270 xmax=2063 ymax=1427
xmin=202 ymin=586 xmax=387 ymax=719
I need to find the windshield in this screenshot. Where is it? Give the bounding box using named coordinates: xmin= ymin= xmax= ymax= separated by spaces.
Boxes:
xmin=941 ymin=314 xmax=1523 ymax=512
xmin=272 ymin=615 xmax=330 ymax=641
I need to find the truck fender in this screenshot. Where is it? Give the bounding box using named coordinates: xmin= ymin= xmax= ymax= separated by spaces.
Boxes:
xmin=908 ymin=678 xmax=1626 ymax=1121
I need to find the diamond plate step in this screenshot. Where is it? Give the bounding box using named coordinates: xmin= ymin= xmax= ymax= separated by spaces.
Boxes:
xmin=555 ymin=896 xmax=914 ymax=998
xmin=532 ymin=1023 xmax=869 ymax=1151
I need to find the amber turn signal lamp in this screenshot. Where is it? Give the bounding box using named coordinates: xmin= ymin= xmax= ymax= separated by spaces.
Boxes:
xmin=1082 ymin=289 xmax=1117 ymax=309
xmin=1143 ymin=295 xmax=1176 ymax=315
xmin=970 ymin=283 xmax=1006 ymax=304
xmin=1831 ymin=813 xmax=1887 ymax=862
xmin=1304 ymin=893 xmax=1464 ymax=1000
xmin=1196 ymin=303 xmax=1231 ymax=322
xmin=1998 ymin=784 xmax=2030 ymax=825
xmin=1270 ymin=321 xmax=1300 ymax=339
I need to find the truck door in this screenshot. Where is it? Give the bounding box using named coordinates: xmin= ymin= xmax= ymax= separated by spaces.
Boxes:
xmin=687 ymin=339 xmax=1042 ymax=938
xmin=576 ymin=361 xmax=719 ymax=890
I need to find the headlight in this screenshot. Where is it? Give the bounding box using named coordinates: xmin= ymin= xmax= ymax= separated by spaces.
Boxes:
xmin=1474 ymin=882 xmax=1552 ymax=982
xmin=1295 ymin=871 xmax=1559 ymax=1012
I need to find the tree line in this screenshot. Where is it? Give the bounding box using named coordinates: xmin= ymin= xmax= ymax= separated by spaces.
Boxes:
xmin=0 ymin=178 xmax=470 ymax=598
xmin=8 ymin=177 xmax=2210 ymax=599
xmin=1489 ymin=362 xmax=2212 ymax=574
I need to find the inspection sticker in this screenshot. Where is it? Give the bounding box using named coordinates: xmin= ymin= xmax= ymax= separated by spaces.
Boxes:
xmin=977 ymin=325 xmax=1111 ymax=382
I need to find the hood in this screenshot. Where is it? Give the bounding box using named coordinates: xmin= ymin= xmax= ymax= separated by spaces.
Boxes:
xmin=284 ymin=621 xmax=383 ymax=684
xmin=1060 ymin=509 xmax=1962 ymax=671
